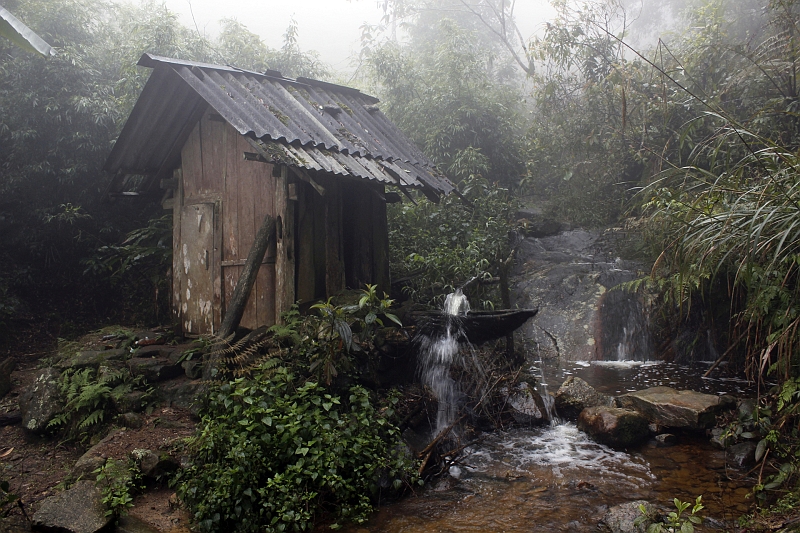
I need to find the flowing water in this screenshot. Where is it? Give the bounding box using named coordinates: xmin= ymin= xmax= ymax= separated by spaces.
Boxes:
xmin=341 ymin=360 xmax=756 ymax=532
xmin=416 ymin=289 xmax=480 ymax=434
xmin=348 ymin=288 xmax=758 ymax=532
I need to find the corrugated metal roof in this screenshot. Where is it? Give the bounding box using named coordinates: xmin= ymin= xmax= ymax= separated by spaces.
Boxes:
xmin=105 ymin=53 xmax=453 ymax=198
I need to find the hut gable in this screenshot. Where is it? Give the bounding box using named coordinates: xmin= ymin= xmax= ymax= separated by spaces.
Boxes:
xmin=105 ymin=54 xmax=450 ymax=336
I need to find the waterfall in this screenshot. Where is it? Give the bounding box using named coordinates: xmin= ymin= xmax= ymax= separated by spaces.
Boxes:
xmin=418 ymin=289 xmax=471 ymax=435
xmin=534 ymin=345 xmax=559 ymax=424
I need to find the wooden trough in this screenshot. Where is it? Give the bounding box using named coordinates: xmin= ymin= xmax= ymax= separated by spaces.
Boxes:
xmin=411 ymin=308 xmax=539 ymax=346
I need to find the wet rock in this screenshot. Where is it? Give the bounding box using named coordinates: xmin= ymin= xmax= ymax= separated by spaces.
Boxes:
xmin=516 ymin=207 xmax=568 ymax=238
xmin=130 ymin=449 xmax=180 ymax=480
xmin=113 ymin=390 xmax=148 ymax=413
xmin=71 ymin=453 xmax=106 ymax=482
xmin=117 ymin=412 xmax=144 ymax=429
xmin=132 ymin=346 xmax=174 ymax=359
xmin=128 ymin=357 xmax=183 ymax=383
xmin=32 ymin=480 xmax=111 ymax=533
xmin=709 ymin=427 xmax=732 ymax=449
xmin=156 ymin=379 xmax=206 ymax=414
xmin=726 ymin=441 xmax=757 ymax=468
xmin=71 ymin=430 xmax=124 ymax=480
xmin=19 ymin=368 xmax=63 ymax=434
xmin=401 ymin=427 xmax=429 ymax=456
xmin=503 ymin=382 xmax=549 ymax=425
xmin=578 ymin=406 xmax=650 ymax=448
xmin=599 ymin=500 xmax=656 ymax=533
xmin=554 ymin=376 xmax=613 ymax=421
xmin=616 ymin=386 xmax=733 ymax=429
xmin=510 ymin=228 xmax=650 ymax=361
xmin=0 ymin=357 xmax=16 ymax=399
xmin=654 ymin=433 xmax=677 ymax=447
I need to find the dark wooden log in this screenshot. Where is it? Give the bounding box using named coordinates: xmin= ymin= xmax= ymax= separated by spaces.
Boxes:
xmin=218 ymin=213 xmax=276 ymax=339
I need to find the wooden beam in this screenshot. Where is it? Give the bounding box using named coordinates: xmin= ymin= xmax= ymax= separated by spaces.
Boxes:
xmin=289 ymin=167 xmax=325 ymax=196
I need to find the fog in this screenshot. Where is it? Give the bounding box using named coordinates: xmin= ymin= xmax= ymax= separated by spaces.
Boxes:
xmin=162 ymin=0 xmax=556 ymax=72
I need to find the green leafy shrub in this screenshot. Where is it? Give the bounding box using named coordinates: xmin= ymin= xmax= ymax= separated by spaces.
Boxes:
xmin=95 ymin=458 xmax=142 ymax=518
xmin=636 ymin=496 xmax=704 ymax=533
xmin=178 ymin=367 xmax=417 ymax=533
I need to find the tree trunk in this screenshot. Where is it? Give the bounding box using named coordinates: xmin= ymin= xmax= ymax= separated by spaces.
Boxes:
xmin=218 ymin=214 xmax=276 ymax=339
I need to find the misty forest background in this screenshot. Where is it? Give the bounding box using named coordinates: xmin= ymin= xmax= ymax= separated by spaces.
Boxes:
xmin=4 ymin=0 xmax=800 ymax=438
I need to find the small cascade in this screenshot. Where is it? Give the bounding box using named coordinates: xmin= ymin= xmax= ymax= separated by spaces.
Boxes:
xmin=443 ymin=288 xmax=471 ymax=316
xmin=417 ymin=289 xmax=472 ymax=435
xmin=597 ymin=289 xmax=654 ymax=362
xmin=534 ymin=346 xmax=559 ymax=424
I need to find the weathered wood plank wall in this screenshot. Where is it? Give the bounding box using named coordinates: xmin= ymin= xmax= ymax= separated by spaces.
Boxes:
xmin=173 ymin=113 xmax=392 ymax=335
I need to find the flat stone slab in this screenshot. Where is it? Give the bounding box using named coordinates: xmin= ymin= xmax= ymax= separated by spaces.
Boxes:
xmin=617 ymin=386 xmax=732 ymax=429
xmin=32 ymin=480 xmax=111 ymax=533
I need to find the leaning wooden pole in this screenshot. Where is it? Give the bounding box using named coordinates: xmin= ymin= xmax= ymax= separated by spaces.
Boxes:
xmin=218 ymin=214 xmax=276 ymax=340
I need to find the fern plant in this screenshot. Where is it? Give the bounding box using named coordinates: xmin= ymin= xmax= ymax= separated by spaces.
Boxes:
xmin=48 ymin=367 xmax=150 ymax=440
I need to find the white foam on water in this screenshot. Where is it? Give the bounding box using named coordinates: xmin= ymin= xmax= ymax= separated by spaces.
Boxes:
xmin=466 ymin=424 xmax=654 ymax=491
xmin=591 ymin=360 xmax=664 ymax=369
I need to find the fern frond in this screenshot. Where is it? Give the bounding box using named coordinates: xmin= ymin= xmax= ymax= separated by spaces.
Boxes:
xmin=79 ymin=409 xmax=105 ymax=429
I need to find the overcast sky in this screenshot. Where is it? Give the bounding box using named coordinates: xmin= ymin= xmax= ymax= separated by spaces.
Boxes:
xmin=162 ymin=0 xmax=555 ymax=73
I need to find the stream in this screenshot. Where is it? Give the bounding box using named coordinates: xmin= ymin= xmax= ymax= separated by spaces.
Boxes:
xmin=342 ymin=361 xmax=756 ymax=532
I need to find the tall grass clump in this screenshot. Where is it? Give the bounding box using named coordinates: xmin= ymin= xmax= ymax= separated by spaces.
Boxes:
xmin=643 ymin=127 xmax=800 ymax=382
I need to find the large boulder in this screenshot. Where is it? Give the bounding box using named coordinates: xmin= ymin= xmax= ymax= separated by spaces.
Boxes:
xmin=616 ymin=386 xmax=733 ymax=430
xmin=156 ymin=379 xmax=207 ymax=414
xmin=503 ymin=382 xmax=549 ymax=425
xmin=554 ymin=376 xmax=613 ymax=420
xmin=0 ymin=357 xmax=16 ymax=398
xmin=578 ymin=406 xmax=650 ymax=448
xmin=31 ymin=480 xmax=111 ymax=533
xmin=19 ymin=368 xmax=63 ymax=434
xmin=599 ymin=501 xmax=657 ymax=533
xmin=128 ymin=357 xmax=183 ymax=383
xmin=510 ymin=228 xmax=652 ymax=361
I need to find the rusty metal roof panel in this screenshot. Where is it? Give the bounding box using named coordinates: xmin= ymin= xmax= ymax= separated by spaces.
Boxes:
xmin=106 ymin=53 xmax=452 ymax=197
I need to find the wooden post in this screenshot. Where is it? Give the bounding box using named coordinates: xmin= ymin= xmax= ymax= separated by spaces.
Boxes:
xmin=218 ymin=213 xmax=276 ymax=339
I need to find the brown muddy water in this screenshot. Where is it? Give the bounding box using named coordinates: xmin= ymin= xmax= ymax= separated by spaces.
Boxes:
xmin=343 ymin=361 xmax=757 ymax=533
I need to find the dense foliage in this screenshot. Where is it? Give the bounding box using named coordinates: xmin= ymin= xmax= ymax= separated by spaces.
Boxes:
xmin=179 ymin=370 xmax=413 ymax=533
xmin=387 ymin=175 xmax=519 ymax=308
xmin=178 ymin=295 xmax=416 ymax=533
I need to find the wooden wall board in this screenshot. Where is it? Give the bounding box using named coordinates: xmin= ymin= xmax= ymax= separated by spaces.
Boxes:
xmin=324 ymin=178 xmax=345 ymax=295
xmin=295 ymin=182 xmax=317 ymax=303
xmin=274 ymin=166 xmax=295 ymax=319
xmin=371 ymin=184 xmax=391 ymax=294
xmin=181 ymin=123 xmax=203 ymax=201
xmin=199 ymin=114 xmax=225 ymax=196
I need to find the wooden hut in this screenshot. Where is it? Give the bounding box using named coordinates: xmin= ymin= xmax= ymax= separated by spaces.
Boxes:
xmin=104 ymin=54 xmax=452 ymax=336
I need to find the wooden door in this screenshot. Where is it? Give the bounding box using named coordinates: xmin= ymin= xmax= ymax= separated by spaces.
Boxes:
xmin=178 ymin=203 xmax=215 ymax=334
